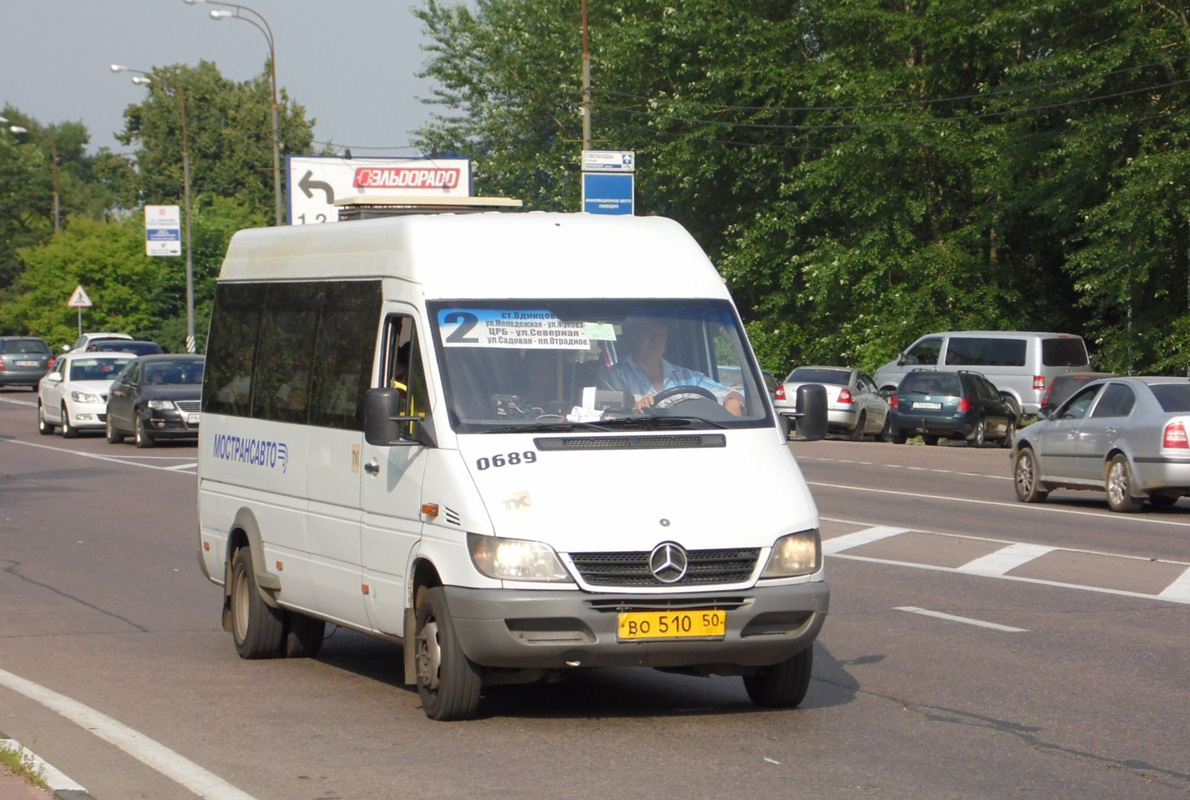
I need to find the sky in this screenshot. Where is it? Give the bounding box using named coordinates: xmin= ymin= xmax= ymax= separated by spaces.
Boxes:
xmin=1 ymin=0 xmax=446 ymax=158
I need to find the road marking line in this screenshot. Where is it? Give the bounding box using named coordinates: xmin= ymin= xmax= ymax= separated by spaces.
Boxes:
xmin=810 ymin=481 xmax=1190 ymax=529
xmin=0 ymin=738 xmax=87 ymax=793
xmin=896 ymin=606 xmax=1028 ymax=632
xmin=821 ymin=526 xmax=908 ymax=555
xmin=1158 ymin=566 xmax=1190 ymax=602
xmin=0 ymin=667 xmax=257 ymax=800
xmin=832 ymin=552 xmax=1190 ymax=605
xmin=958 ymin=543 xmax=1055 ymax=576
xmin=0 ymin=438 xmax=196 ymax=474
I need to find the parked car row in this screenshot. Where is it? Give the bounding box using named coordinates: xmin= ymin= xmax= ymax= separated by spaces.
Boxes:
xmin=33 ymin=345 xmax=203 ymax=448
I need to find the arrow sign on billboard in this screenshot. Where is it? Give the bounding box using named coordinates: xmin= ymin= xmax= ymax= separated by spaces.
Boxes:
xmin=299 ymin=170 xmax=335 ymax=203
xmin=68 ymin=285 xmax=92 ymax=308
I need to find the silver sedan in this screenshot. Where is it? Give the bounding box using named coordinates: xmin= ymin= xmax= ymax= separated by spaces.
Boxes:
xmin=774 ymin=366 xmax=890 ymax=441
xmin=1012 ymin=376 xmax=1190 ymax=511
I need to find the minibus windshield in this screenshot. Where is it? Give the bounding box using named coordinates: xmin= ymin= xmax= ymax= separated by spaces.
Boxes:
xmin=428 ymin=299 xmax=773 ymax=433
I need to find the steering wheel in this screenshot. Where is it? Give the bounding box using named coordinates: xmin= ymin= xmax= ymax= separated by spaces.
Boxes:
xmin=651 ymin=384 xmax=718 ymax=406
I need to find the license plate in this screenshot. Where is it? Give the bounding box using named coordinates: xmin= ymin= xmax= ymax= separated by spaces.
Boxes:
xmin=618 ymin=609 xmax=726 ymax=640
xmin=912 ymin=401 xmax=942 ymax=409
xmin=15 ymin=360 xmax=37 ymax=367
xmin=187 ymin=413 xmax=201 ymax=425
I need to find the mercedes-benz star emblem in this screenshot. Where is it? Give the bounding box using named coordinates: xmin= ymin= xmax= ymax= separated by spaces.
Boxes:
xmin=649 ymin=542 xmax=688 ymax=584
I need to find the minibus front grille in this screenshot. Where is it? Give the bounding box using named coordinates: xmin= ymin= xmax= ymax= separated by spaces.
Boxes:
xmin=534 ymin=434 xmax=726 ymax=451
xmin=569 ymin=548 xmax=759 ymax=587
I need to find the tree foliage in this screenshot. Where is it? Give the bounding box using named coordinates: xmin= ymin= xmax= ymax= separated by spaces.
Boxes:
xmin=413 ymin=0 xmax=1190 ymax=376
xmin=0 ymin=63 xmax=310 ymax=351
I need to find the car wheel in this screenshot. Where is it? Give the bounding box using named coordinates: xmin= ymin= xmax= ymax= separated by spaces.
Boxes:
xmin=1105 ymin=454 xmax=1144 ymax=513
xmin=415 ymin=586 xmax=483 ymax=721
xmin=879 ymin=414 xmax=893 ymax=442
xmin=106 ymin=415 xmax=124 ymax=444
xmin=230 ymin=546 xmax=285 ymax=659
xmin=134 ymin=415 xmax=155 ymax=449
xmin=37 ymin=402 xmax=54 ymax=435
xmin=850 ymin=411 xmax=866 ymax=442
xmin=1000 ymin=418 xmax=1016 ymax=449
xmin=61 ymin=404 xmax=77 ymax=439
xmin=1003 ymin=395 xmax=1022 ymax=424
xmin=922 ymin=434 xmax=939 ymax=446
xmin=888 ymin=426 xmax=907 ymax=444
xmin=1013 ymin=446 xmax=1049 ymax=503
xmin=743 ymin=646 xmax=813 ymax=708
xmin=969 ymin=417 xmax=986 ymax=448
xmin=284 ymin=612 xmax=326 ymax=658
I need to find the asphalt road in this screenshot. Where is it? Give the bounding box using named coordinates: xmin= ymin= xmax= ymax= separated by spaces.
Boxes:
xmin=1 ymin=389 xmax=1187 ymax=799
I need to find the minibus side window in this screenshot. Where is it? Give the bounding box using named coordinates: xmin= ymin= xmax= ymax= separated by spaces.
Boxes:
xmin=382 ymin=314 xmax=431 ymax=438
xmin=203 ymin=283 xmax=266 ymax=417
xmin=308 ymin=282 xmax=382 ymax=430
xmin=253 ymin=283 xmax=321 ymax=424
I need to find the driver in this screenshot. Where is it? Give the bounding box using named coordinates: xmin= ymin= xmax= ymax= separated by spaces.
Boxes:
xmin=608 ymin=319 xmax=744 ymax=415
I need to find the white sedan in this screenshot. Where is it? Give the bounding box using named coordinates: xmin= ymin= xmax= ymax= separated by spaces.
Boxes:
xmin=38 ymin=351 xmax=135 ymax=438
xmin=774 ymin=366 xmax=891 ymax=441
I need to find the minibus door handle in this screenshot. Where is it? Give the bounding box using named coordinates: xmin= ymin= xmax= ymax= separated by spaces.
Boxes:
xmin=364 ymin=459 xmax=380 ymax=476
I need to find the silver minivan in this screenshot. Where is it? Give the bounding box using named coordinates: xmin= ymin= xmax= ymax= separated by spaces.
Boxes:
xmin=874 ymin=331 xmax=1089 ymax=419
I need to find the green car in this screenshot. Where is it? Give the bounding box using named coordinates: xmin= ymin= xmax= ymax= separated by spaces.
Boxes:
xmin=889 ymin=369 xmax=1016 ymax=447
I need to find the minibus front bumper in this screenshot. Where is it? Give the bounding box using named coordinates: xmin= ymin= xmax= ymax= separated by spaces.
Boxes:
xmin=443 ymin=581 xmax=829 ymax=671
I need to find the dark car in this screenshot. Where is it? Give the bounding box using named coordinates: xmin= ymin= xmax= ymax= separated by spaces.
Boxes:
xmin=105 ymin=354 xmax=204 ymax=447
xmin=889 ymin=369 xmax=1016 ymax=447
xmin=88 ymin=339 xmax=165 ymax=356
xmin=1040 ymin=371 xmax=1120 ymax=415
xmin=0 ymin=336 xmax=53 ymax=389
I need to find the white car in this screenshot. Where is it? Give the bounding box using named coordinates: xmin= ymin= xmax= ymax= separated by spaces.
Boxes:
xmin=774 ymin=366 xmax=891 ymax=441
xmin=37 ymin=352 xmax=135 ymax=438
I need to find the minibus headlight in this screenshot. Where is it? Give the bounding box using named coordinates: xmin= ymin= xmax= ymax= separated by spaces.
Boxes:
xmin=467 ymin=533 xmax=573 ymax=582
xmin=761 ymin=529 xmax=822 ymax=578
xmin=147 ymin=399 xmax=177 ymax=410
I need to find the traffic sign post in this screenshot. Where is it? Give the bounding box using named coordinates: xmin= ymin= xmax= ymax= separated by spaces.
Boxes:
xmin=582 ymin=173 xmax=635 ymax=215
xmin=581 ymin=150 xmax=635 ymax=215
xmin=67 ymin=285 xmax=92 ymax=337
xmin=144 ymin=205 xmax=182 ymax=257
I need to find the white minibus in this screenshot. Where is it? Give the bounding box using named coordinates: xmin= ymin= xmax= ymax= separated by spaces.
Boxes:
xmin=197 ymin=210 xmax=829 ymax=720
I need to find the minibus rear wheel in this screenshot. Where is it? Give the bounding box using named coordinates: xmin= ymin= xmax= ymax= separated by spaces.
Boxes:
xmin=743 ymin=646 xmax=813 ymax=708
xmin=415 ymin=587 xmax=482 ymax=720
xmin=230 ymin=547 xmax=284 ymax=659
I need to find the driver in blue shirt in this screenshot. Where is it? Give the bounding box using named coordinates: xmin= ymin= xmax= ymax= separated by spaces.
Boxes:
xmin=608 ymin=319 xmax=744 ymax=415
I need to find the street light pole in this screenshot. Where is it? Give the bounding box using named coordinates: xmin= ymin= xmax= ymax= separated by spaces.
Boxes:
xmin=184 ymin=0 xmax=283 ymax=226
xmin=111 ymin=65 xmax=196 ymax=353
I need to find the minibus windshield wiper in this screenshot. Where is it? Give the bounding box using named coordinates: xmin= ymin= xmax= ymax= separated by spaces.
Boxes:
xmin=597 ymin=416 xmax=725 ymax=430
xmin=483 ymin=421 xmax=591 ymax=433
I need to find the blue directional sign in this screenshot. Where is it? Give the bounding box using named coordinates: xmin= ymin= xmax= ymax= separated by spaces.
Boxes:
xmin=582 ymin=172 xmax=634 ymax=215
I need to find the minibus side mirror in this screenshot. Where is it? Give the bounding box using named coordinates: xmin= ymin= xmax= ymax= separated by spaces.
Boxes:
xmin=783 ymin=384 xmax=828 ymax=442
xmin=364 ymin=388 xmax=437 ymax=448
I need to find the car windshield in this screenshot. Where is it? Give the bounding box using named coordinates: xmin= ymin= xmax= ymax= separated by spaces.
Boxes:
xmin=1148 ymin=383 xmax=1190 ymax=412
xmin=900 ymin=372 xmax=961 ymax=395
xmin=2 ymin=339 xmax=49 ymax=355
xmin=428 ymin=299 xmax=770 ymax=432
xmin=787 ymin=367 xmax=850 ymax=385
xmin=69 ymin=357 xmax=132 ymax=381
xmin=144 ymin=360 xmax=205 ymax=386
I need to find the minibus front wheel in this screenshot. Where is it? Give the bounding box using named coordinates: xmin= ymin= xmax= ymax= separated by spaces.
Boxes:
xmin=743 ymin=646 xmax=813 ymax=708
xmin=414 ymin=587 xmax=482 ymax=720
xmin=230 ymin=546 xmax=284 ymax=659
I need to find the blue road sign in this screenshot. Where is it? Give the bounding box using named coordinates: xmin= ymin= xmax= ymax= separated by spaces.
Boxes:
xmin=582 ymin=173 xmax=634 ymax=215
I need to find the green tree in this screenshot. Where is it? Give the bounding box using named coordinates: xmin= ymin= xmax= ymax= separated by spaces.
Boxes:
xmin=412 ymin=0 xmax=1190 ymax=377
xmin=116 ymin=60 xmax=315 ymax=225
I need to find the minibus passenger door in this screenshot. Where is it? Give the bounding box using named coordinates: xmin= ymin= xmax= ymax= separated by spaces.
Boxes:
xmin=360 ymin=312 xmax=429 ymax=636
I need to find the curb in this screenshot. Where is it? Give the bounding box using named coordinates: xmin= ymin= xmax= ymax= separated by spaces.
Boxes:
xmin=0 ymin=737 xmax=95 ymax=800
